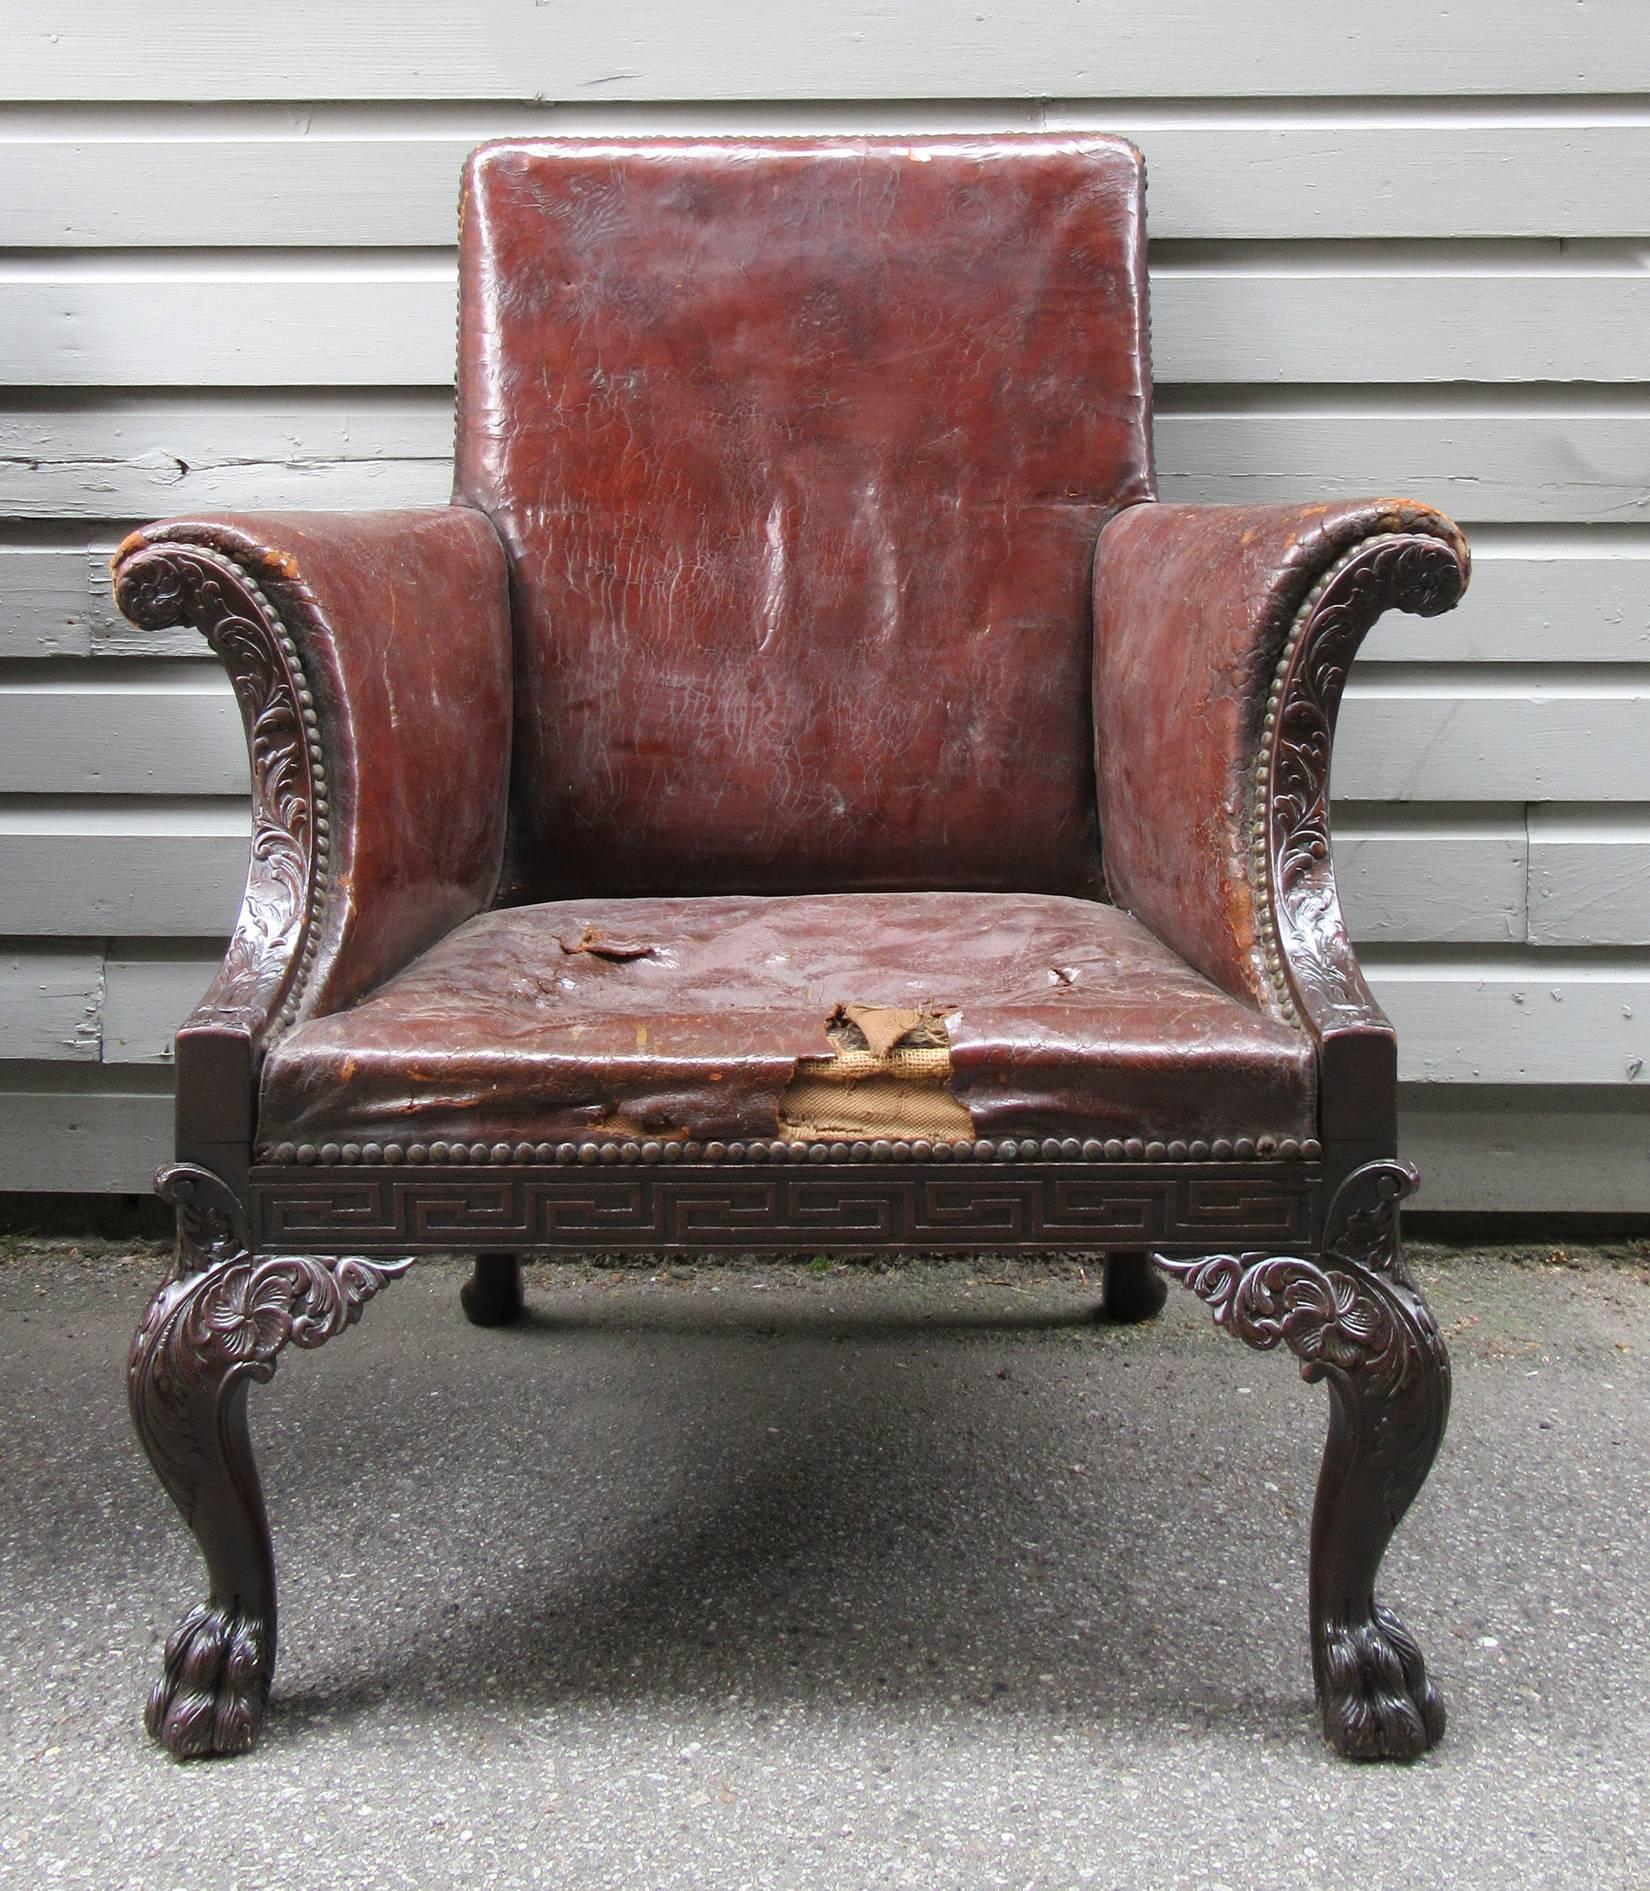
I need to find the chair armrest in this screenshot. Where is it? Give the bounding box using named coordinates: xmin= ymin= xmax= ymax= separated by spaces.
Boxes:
xmin=113 ymin=508 xmax=512 ymax=1160
xmin=1092 ymin=497 xmax=1469 ymax=1146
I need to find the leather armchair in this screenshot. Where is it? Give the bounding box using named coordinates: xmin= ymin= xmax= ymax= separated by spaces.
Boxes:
xmin=118 ymin=134 xmax=1468 ymax=1764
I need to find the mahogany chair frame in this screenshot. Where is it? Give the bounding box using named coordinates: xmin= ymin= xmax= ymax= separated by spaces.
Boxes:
xmin=117 ymin=134 xmax=1466 ymax=1764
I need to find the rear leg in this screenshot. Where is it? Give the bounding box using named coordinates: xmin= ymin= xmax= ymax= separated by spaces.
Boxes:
xmin=1098 ymin=1249 xmax=1168 ymax=1323
xmin=461 ymin=1252 xmax=525 ymax=1327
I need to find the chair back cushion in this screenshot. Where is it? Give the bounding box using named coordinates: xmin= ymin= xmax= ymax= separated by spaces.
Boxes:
xmin=454 ymin=134 xmax=1154 ymax=897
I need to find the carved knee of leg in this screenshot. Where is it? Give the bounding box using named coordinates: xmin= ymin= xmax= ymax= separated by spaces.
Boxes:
xmin=130 ymin=1168 xmax=414 ymax=1758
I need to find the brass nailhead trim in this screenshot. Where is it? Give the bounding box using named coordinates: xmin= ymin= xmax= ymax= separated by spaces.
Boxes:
xmin=261 ymin=1135 xmax=1321 ymax=1168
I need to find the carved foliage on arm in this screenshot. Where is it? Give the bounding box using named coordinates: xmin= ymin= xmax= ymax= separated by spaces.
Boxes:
xmin=1252 ymin=532 xmax=1468 ymax=1033
xmin=113 ymin=542 xmax=330 ymax=1044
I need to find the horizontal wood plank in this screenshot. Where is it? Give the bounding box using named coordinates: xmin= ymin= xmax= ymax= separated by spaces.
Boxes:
xmin=0 ymin=397 xmax=451 ymax=517
xmin=1335 ymin=815 xmax=1526 ymax=943
xmin=0 ymin=807 xmax=249 ymax=935
xmin=1368 ymin=955 xmax=1650 ymax=1084
xmin=1154 ymin=409 xmax=1650 ymax=525
xmin=101 ymin=955 xmax=216 ymax=1064
xmin=1397 ymin=1086 xmax=1650 ymax=1213
xmin=0 ymin=950 xmax=100 ymax=1060
xmin=9 ymin=671 xmax=1644 ymax=803
xmin=13 ymin=123 xmax=1650 ymax=247
xmin=2 ymin=1069 xmax=1641 ymax=1207
xmin=1334 ymin=685 xmax=1650 ymax=802
xmin=1528 ymin=809 xmax=1650 ymax=946
xmin=0 ymin=1084 xmax=174 ymax=1192
xmin=6 ymin=3 xmax=1643 ymax=102
xmin=6 ymin=397 xmax=1648 ymax=526
xmin=0 ymin=677 xmax=250 ymax=796
xmin=0 ymin=548 xmax=116 ymax=658
xmin=7 ymin=539 xmax=1645 ymax=665
xmin=1362 ymin=546 xmax=1650 ymax=664
xmin=6 ymin=268 xmax=1648 ymax=387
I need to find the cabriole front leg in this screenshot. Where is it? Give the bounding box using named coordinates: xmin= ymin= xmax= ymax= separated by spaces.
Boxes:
xmin=1156 ymin=1160 xmax=1450 ymax=1760
xmin=128 ymin=1165 xmax=411 ymax=1758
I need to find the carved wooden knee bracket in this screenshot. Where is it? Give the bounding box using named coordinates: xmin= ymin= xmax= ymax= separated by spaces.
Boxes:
xmin=128 ymin=1164 xmax=411 ymax=1759
xmin=1155 ymin=1159 xmax=1450 ymax=1760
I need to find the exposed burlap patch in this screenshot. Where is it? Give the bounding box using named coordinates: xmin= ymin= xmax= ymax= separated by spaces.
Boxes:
xmin=778 ymin=1003 xmax=975 ymax=1141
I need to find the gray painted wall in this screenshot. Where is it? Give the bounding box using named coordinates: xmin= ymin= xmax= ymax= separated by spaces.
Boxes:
xmin=2 ymin=3 xmax=1647 ymax=1207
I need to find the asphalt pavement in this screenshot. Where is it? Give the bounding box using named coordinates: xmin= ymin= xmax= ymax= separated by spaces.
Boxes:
xmin=2 ymin=1236 xmax=1647 ymax=1890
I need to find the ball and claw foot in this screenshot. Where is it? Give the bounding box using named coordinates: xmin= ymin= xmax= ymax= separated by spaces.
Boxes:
xmin=1319 ymin=1607 xmax=1445 ymax=1761
xmin=145 ymin=1601 xmax=272 ymax=1760
xmin=461 ymin=1253 xmax=525 ymax=1327
xmin=1098 ymin=1250 xmax=1169 ymax=1324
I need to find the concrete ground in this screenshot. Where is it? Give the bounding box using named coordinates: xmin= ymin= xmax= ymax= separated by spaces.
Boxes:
xmin=1 ymin=1236 xmax=1647 ymax=1891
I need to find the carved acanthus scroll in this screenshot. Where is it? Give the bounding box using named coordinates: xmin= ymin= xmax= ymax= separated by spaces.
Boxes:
xmin=1254 ymin=528 xmax=1469 ymax=1031
xmin=128 ymin=1164 xmax=411 ymax=1758
xmin=113 ymin=541 xmax=328 ymax=1042
xmin=1156 ymin=1160 xmax=1451 ymax=1759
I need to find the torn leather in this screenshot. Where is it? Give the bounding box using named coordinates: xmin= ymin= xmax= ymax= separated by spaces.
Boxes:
xmin=258 ymin=890 xmax=1316 ymax=1150
xmin=779 ymin=1003 xmax=975 ymax=1141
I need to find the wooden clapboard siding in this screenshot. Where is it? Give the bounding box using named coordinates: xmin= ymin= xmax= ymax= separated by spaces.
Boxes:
xmin=8 ymin=667 xmax=1647 ymax=805
xmin=1397 ymin=1086 xmax=1650 ymax=1215
xmin=8 ymin=395 xmax=1649 ymax=527
xmin=1153 ymin=403 xmax=1650 ymax=525
xmin=1365 ymin=951 xmax=1650 ymax=1085
xmin=1333 ymin=679 xmax=1650 ymax=803
xmin=2 ymin=13 xmax=1646 ymax=1207
xmin=0 ymin=1072 xmax=175 ymax=1194
xmin=1527 ymin=809 xmax=1650 ymax=946
xmin=5 ymin=2 xmax=1644 ymax=100
xmin=9 ymin=531 xmax=1650 ymax=667
xmin=0 ymin=949 xmax=102 ymax=1061
xmin=5 ymin=262 xmax=1647 ymax=387
xmin=1363 ymin=534 xmax=1650 ymax=663
xmin=11 ymin=118 xmax=1650 ymax=247
xmin=0 ymin=804 xmax=249 ymax=934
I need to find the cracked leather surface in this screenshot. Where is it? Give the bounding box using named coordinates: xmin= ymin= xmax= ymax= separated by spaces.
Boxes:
xmin=453 ymin=134 xmax=1154 ymax=902
xmin=258 ymin=892 xmax=1315 ymax=1149
xmin=1092 ymin=498 xmax=1467 ymax=1017
xmin=138 ymin=508 xmax=514 ymax=1020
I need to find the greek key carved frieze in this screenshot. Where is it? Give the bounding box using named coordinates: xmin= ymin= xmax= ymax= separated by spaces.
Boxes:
xmin=249 ymin=1163 xmax=1317 ymax=1253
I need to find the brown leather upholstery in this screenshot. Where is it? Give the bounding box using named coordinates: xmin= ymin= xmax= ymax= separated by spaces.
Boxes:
xmin=453 ymin=135 xmax=1153 ymax=902
xmin=117 ymin=133 xmax=1472 ymax=1769
xmin=1093 ymin=497 xmax=1469 ymax=1015
xmin=131 ymin=509 xmax=514 ymax=1024
xmin=258 ymin=892 xmax=1316 ymax=1153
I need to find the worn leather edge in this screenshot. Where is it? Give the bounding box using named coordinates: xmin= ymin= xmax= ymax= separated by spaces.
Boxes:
xmin=1092 ymin=497 xmax=1468 ymax=1155
xmin=111 ymin=510 xmax=514 ymax=1167
xmin=1093 ymin=498 xmax=1468 ymax=1013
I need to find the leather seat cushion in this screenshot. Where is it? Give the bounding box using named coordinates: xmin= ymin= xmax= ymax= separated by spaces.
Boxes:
xmin=257 ymin=891 xmax=1317 ymax=1154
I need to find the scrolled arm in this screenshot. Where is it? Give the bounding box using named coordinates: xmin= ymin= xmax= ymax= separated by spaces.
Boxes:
xmin=113 ymin=509 xmax=512 ymax=1157
xmin=1093 ymin=498 xmax=1469 ymax=1145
